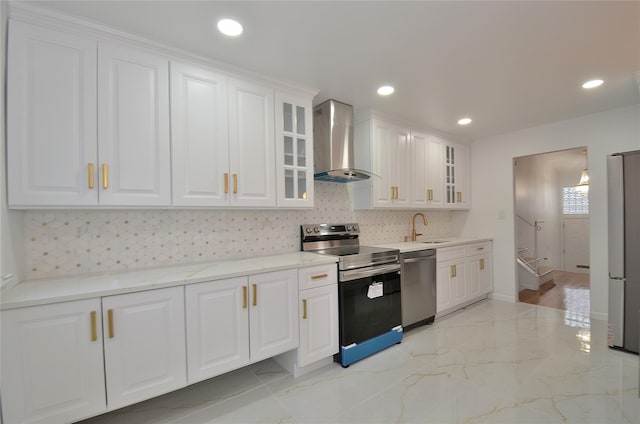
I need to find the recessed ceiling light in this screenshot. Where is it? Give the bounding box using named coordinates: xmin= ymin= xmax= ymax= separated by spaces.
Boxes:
xmin=457 ymin=117 xmax=472 ymax=126
xmin=582 ymin=79 xmax=603 ymax=89
xmin=377 ymin=85 xmax=394 ymax=96
xmin=217 ymin=18 xmax=243 ymax=36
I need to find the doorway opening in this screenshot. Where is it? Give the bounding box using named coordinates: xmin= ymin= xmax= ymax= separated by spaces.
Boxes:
xmin=514 ymin=148 xmax=590 ymax=317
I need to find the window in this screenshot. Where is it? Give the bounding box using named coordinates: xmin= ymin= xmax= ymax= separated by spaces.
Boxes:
xmin=562 ymin=186 xmax=589 ymax=215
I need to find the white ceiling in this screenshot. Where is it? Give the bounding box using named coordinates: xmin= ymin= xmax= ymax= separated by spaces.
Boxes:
xmin=21 ymin=0 xmax=640 ymax=141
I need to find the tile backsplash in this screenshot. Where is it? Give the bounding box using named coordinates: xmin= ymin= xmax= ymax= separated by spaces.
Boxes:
xmin=24 ymin=183 xmax=452 ymax=279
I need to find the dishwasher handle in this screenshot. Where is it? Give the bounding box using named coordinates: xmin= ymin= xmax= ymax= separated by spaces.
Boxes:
xmin=400 ymin=249 xmax=436 ymax=262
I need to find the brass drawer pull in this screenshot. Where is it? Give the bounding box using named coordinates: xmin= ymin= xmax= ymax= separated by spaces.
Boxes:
xmin=252 ymin=284 xmax=257 ymax=306
xmin=311 ymin=273 xmax=328 ymax=280
xmin=480 ymin=258 xmax=485 ymax=270
xmin=224 ymin=173 xmax=229 ymax=194
xmin=477 ymin=247 xmax=484 ymax=251
xmin=456 ymin=191 xmax=462 ymax=203
xmin=450 ymin=265 xmax=455 ymax=278
xmin=90 ymin=311 xmax=97 ymax=341
xmin=107 ymin=309 xmax=114 ymax=338
xmin=302 ymin=299 xmax=307 ymax=319
xmin=427 ymin=189 xmax=433 ymax=201
xmin=102 ymin=164 xmax=109 ymax=189
xmin=88 ymin=163 xmax=95 ymax=189
xmin=233 ymin=173 xmax=238 ymax=194
xmin=242 ymin=286 xmax=247 ymax=309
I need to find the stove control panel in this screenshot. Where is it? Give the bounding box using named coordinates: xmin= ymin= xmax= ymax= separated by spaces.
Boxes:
xmin=301 ymin=223 xmax=360 ymax=238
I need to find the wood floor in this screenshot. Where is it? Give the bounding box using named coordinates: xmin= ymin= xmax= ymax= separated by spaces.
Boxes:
xmin=518 ymin=270 xmax=590 ymax=315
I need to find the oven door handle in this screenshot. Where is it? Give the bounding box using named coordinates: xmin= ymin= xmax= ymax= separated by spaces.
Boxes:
xmin=340 ymin=263 xmax=401 ymax=282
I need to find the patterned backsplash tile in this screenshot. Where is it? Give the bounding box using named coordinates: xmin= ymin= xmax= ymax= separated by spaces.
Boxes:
xmin=24 ymin=183 xmax=452 ymax=279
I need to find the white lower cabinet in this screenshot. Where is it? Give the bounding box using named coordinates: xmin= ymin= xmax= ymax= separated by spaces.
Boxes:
xmin=185 ymin=277 xmax=250 ymax=383
xmin=436 ymin=242 xmax=493 ymax=317
xmin=185 ymin=269 xmax=298 ymax=384
xmin=102 ymin=286 xmax=186 ymax=410
xmin=0 ymin=299 xmax=106 ymax=424
xmin=298 ymin=265 xmax=338 ymax=367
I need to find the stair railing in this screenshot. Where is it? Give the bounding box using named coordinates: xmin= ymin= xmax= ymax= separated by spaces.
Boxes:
xmin=516 ymin=215 xmax=545 ymax=274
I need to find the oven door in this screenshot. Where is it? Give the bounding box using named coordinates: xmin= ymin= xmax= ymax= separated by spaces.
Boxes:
xmin=339 ymin=263 xmax=402 ymax=346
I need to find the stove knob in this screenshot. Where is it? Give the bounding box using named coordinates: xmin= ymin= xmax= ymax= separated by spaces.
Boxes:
xmin=353 ymin=225 xmax=359 ymax=231
xmin=314 ymin=227 xmax=320 ymax=233
xmin=346 ymin=225 xmax=352 ymax=231
xmin=305 ymin=227 xmax=312 ymax=233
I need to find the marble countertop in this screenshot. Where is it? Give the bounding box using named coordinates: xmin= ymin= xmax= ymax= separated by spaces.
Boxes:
xmin=0 ymin=252 xmax=338 ymax=310
xmin=372 ymin=237 xmax=492 ymax=253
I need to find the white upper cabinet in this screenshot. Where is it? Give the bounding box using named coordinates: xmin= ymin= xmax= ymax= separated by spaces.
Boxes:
xmin=7 ymin=14 xmax=316 ymax=209
xmin=98 ymin=42 xmax=171 ymax=206
xmin=275 ymin=92 xmax=314 ymax=208
xmin=353 ymin=118 xmax=411 ymax=209
xmin=228 ymin=77 xmax=276 ymax=207
xmin=170 ymin=62 xmax=229 ymax=206
xmin=411 ymin=131 xmax=444 ymax=208
xmin=444 ymin=142 xmax=470 ymax=209
xmin=7 ymin=20 xmax=98 ymax=207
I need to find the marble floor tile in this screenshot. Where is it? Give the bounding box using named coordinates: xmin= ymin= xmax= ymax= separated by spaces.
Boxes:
xmin=78 ymin=299 xmax=640 ymax=424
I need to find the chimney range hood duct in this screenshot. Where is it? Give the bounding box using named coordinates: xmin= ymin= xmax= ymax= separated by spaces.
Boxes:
xmin=313 ymin=99 xmax=374 ymax=182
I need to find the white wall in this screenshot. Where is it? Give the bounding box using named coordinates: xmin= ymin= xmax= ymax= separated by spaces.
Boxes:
xmin=455 ymin=104 xmax=640 ymax=320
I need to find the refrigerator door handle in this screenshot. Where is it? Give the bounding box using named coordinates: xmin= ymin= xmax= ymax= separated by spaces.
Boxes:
xmin=608 ymin=278 xmax=625 ymax=348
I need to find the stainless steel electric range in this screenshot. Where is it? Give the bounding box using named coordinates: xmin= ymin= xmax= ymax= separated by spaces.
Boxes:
xmin=301 ymin=223 xmax=402 ymax=367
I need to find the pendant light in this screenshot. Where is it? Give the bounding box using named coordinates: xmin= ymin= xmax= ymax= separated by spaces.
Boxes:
xmin=576 ymin=150 xmax=589 ymax=193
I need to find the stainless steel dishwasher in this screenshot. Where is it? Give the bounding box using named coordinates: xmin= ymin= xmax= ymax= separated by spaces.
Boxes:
xmin=400 ymin=249 xmax=436 ymax=329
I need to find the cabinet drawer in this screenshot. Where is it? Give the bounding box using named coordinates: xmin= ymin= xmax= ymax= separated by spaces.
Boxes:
xmin=436 ymin=245 xmax=466 ymax=262
xmin=466 ymin=242 xmax=492 ymax=256
xmin=298 ymin=264 xmax=337 ymax=290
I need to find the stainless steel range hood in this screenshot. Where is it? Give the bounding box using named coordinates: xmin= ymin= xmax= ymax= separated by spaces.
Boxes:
xmin=313 ymin=99 xmax=373 ymax=182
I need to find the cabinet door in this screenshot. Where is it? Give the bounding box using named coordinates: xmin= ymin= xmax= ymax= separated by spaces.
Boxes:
xmin=102 ymin=287 xmax=186 ymax=410
xmin=1 ymin=299 xmax=106 ymax=424
xmin=276 ymin=92 xmax=314 ymax=207
xmin=426 ymin=136 xmax=445 ymax=207
xmin=454 ymin=143 xmax=471 ymax=209
xmin=392 ymin=127 xmax=412 ymax=207
xmin=185 ymin=277 xmax=250 ymax=384
xmin=171 ymin=62 xmax=229 ymax=206
xmin=436 ymin=261 xmax=453 ymax=313
xmin=412 ymin=131 xmax=443 ymax=208
xmin=7 ymin=20 xmax=98 ymax=206
xmin=228 ymin=77 xmax=276 ymax=207
xmin=249 ymin=270 xmax=298 ymax=362
xmin=298 ymin=284 xmax=339 ymax=367
xmin=451 ymin=260 xmax=467 ymax=305
xmin=371 ymin=119 xmax=395 ymax=207
xmin=371 ymin=120 xmax=410 ymax=208
xmin=98 ymin=42 xmax=171 ymax=206
xmin=478 ymin=253 xmax=493 ymax=294
xmin=466 ymin=257 xmax=483 ymax=300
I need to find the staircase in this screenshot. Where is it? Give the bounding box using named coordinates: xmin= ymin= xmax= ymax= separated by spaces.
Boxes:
xmin=517 ymin=248 xmax=554 ymax=291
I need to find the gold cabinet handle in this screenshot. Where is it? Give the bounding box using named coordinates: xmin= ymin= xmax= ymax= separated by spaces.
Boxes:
xmin=302 ymin=299 xmax=307 ymax=319
xmin=480 ymin=258 xmax=485 ymax=270
xmin=252 ymin=284 xmax=257 ymax=306
xmin=233 ymin=174 xmax=238 ymax=194
xmin=88 ymin=163 xmax=95 ymax=189
xmin=450 ymin=265 xmax=455 ymax=278
xmin=477 ymin=247 xmax=484 ymax=251
xmin=311 ymin=273 xmax=328 ymax=280
xmin=224 ymin=173 xmax=229 ymax=194
xmin=90 ymin=311 xmax=97 ymax=341
xmin=242 ymin=286 xmax=247 ymax=309
xmin=107 ymin=309 xmax=114 ymax=338
xmin=102 ymin=164 xmax=109 ymax=189
xmin=390 ymin=186 xmax=395 ymax=200
xmin=456 ymin=191 xmax=462 ymax=203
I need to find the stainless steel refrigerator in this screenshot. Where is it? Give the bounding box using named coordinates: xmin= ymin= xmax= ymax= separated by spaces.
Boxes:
xmin=608 ymin=150 xmax=640 ymax=354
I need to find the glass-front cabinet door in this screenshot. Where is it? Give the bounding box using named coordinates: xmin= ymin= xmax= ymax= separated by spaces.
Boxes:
xmin=275 ymin=92 xmax=314 ymax=207
xmin=445 ymin=144 xmax=457 ymax=206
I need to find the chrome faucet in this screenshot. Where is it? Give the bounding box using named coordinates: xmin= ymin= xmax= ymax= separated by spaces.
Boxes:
xmin=411 ymin=213 xmax=428 ymax=241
